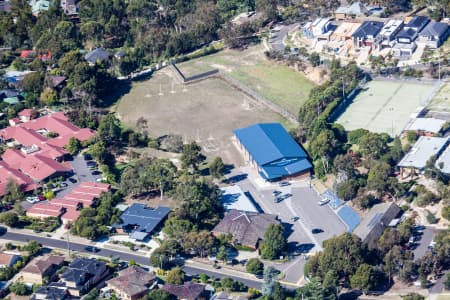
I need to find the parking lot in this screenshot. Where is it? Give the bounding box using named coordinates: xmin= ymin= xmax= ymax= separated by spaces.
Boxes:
xmin=228 ymin=167 xmax=347 ymax=284
xmin=413 ymin=226 xmax=436 ymax=261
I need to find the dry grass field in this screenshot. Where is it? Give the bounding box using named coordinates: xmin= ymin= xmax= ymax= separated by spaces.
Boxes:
xmin=115 ymin=68 xmax=292 ymax=166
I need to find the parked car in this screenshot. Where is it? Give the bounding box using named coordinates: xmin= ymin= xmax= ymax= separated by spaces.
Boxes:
xmin=311 ymin=228 xmax=323 ymax=234
xmin=278 ymin=181 xmax=290 ymax=187
xmin=68 ymin=177 xmax=77 ymax=183
xmin=318 ymin=198 xmax=329 ymax=206
xmin=275 ymin=197 xmax=283 ymax=203
xmin=60 ymin=182 xmax=68 ymax=188
xmin=26 ymin=196 xmax=39 ymax=204
xmin=272 ymin=190 xmax=281 ymax=196
xmin=0 ymin=226 xmax=7 ymax=235
xmin=291 ymin=216 xmax=300 ymax=222
xmin=85 ymin=246 xmax=100 ymax=253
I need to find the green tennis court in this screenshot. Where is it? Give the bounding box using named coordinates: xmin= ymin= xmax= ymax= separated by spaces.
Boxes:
xmin=336 ymin=80 xmax=435 ymax=136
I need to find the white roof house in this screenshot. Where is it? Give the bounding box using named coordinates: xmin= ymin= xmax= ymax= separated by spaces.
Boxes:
xmin=404 ymin=118 xmax=446 ymax=134
xmin=303 ymin=18 xmax=333 ymax=39
xmin=398 ymin=136 xmax=449 ymax=171
xmin=376 ymin=19 xmax=404 ymax=49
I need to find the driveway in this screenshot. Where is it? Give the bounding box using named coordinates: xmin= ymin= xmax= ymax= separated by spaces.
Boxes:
xmin=269 ymin=24 xmax=296 ymax=52
xmin=413 ymin=227 xmax=436 ymax=261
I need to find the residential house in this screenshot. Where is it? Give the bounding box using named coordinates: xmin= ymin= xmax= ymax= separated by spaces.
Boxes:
xmin=20 ymin=50 xmax=52 ymax=61
xmin=29 ymin=0 xmax=50 ymax=16
xmin=113 ymin=203 xmax=171 ymax=241
xmin=20 ymin=255 xmax=65 ymax=284
xmin=212 ymin=210 xmax=279 ymax=250
xmin=354 ymin=202 xmax=401 ymax=248
xmin=233 ymin=123 xmax=312 ymax=181
xmin=0 ymin=161 xmax=37 ymax=196
xmin=60 ymin=0 xmax=78 ymax=16
xmin=212 ymin=292 xmax=249 ymax=300
xmin=335 ymin=2 xmax=369 ymax=20
xmin=106 ymin=266 xmax=156 ymax=300
xmin=398 ymin=136 xmax=449 ymax=178
xmin=0 ymin=89 xmax=19 ymax=100
xmin=162 ymin=283 xmax=206 ymax=300
xmin=27 ymin=203 xmax=66 ymax=219
xmin=46 ymin=75 xmax=67 ymax=91
xmin=393 ymin=16 xmax=430 ymax=56
xmin=302 ymin=18 xmax=333 ymax=40
xmin=375 ymin=19 xmax=404 ymax=50
xmin=0 ymin=252 xmax=21 ymax=268
xmin=0 ymin=0 xmax=11 ymax=12
xmin=417 ymin=21 xmax=449 ymax=48
xmin=3 ymin=70 xmax=35 ymax=84
xmin=60 ymin=257 xmax=110 ymax=296
xmin=352 ymin=21 xmax=384 ymax=49
xmin=84 ymin=48 xmax=110 ymax=66
xmin=403 ymin=118 xmax=446 ymax=136
xmin=31 ymin=282 xmax=69 ymax=300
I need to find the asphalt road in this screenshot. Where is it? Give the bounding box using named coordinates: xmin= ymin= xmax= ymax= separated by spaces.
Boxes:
xmin=269 ymin=24 xmax=296 ymax=52
xmin=1 ymin=232 xmax=264 ymax=289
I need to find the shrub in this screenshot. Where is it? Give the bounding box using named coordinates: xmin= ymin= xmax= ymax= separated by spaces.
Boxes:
xmin=426 ymin=211 xmax=438 ymax=224
xmin=442 ymin=206 xmax=450 ymax=221
xmin=246 ymin=258 xmax=264 ymax=275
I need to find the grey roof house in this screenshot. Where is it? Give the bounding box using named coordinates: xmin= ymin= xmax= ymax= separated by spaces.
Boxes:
xmin=60 ymin=258 xmax=110 ymax=297
xmin=113 ymin=203 xmax=171 ymax=241
xmin=398 ymin=136 xmax=449 ymax=178
xmin=31 ymin=282 xmax=69 ymax=300
xmin=436 ymin=144 xmax=450 ymax=175
xmin=417 ymin=21 xmax=449 ymax=48
xmin=354 ymin=202 xmax=401 ymax=248
xmin=84 ymin=48 xmax=110 ymax=65
xmin=396 ymin=16 xmax=430 ymax=44
xmin=375 ymin=20 xmax=404 ymax=49
xmin=352 ymin=21 xmax=384 ymax=48
xmin=212 ymin=209 xmax=279 ymax=249
xmin=162 ymin=282 xmax=206 ymax=300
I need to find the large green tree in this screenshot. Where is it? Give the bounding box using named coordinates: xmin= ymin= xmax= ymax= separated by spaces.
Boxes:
xmin=260 ymin=224 xmax=287 ymax=260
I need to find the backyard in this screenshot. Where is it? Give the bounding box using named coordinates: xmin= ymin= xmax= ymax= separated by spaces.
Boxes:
xmin=176 ymin=44 xmax=316 ymax=115
xmin=336 ymin=80 xmax=437 ymax=136
xmin=115 ymin=68 xmax=293 ymax=166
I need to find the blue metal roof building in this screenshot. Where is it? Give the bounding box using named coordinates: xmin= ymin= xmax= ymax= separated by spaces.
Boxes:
xmin=113 ymin=204 xmax=171 ymax=241
xmin=233 ymin=123 xmax=312 ymax=181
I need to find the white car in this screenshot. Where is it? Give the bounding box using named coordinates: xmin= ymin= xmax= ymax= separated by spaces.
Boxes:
xmin=318 ymin=198 xmax=329 ymax=206
xmin=26 ymin=196 xmax=39 ymax=204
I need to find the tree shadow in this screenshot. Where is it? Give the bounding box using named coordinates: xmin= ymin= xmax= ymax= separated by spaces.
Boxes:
xmin=100 ymin=80 xmax=132 ymax=108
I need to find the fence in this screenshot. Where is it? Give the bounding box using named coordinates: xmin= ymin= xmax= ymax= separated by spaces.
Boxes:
xmin=171 ymin=63 xmax=299 ymax=124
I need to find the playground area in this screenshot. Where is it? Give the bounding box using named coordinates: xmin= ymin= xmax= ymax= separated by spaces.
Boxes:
xmin=115 ymin=68 xmax=292 ymax=166
xmin=427 ymin=82 xmax=450 ymax=112
xmin=336 ymin=80 xmax=437 ymax=136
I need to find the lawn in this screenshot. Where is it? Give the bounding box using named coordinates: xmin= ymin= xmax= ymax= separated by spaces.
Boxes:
xmin=115 ymin=68 xmax=293 ymax=166
xmin=336 ymin=80 xmax=436 ymax=136
xmin=427 ymin=83 xmax=450 ymax=112
xmin=176 ymin=44 xmax=316 ymax=115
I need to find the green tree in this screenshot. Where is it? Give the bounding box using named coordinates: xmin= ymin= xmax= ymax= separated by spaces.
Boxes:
xmin=9 ymin=282 xmax=29 ymax=295
xmin=22 ymin=240 xmax=41 ymax=256
xmin=98 ymin=113 xmax=121 ymax=144
xmin=22 ymin=72 xmax=43 ymax=95
xmin=182 ymin=231 xmax=216 ymax=258
xmin=181 ymin=142 xmax=205 ymax=171
xmin=39 ymin=88 xmax=57 ymax=105
xmin=147 ymin=289 xmax=175 ymax=300
xmin=367 ymin=161 xmax=391 ymax=194
xmin=129 ymin=259 xmax=136 ymax=266
xmin=163 ymin=216 xmax=194 ymax=240
xmin=246 ymin=258 xmax=264 ymax=275
xmin=66 ymin=137 xmax=82 ymax=156
xmin=221 ymin=277 xmax=235 ymax=291
xmin=402 ymin=293 xmax=425 ymax=300
xmin=271 ymin=281 xmax=286 ymax=300
xmin=0 ymin=212 xmax=19 ymax=227
xmin=260 ymin=224 xmax=287 ymax=260
xmin=166 ymin=267 xmax=185 ymax=284
xmin=336 ymin=179 xmax=359 ymax=201
xmin=350 ymin=263 xmax=374 ymax=294
xmin=150 ymin=247 xmax=169 ymax=270
xmin=296 ymin=277 xmax=324 ymax=300
xmin=444 ymin=273 xmax=450 ymax=290
xmin=209 ymin=157 xmax=225 ymax=179
xmin=217 ymin=245 xmax=228 ymax=263
xmin=442 ymin=206 xmax=450 ymax=221
xmin=261 ymin=266 xmax=279 ymax=296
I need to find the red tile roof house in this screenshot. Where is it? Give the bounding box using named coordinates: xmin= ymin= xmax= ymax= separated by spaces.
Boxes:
xmin=18 ymin=108 xmax=37 ymax=122
xmin=26 ymin=203 xmax=65 ymax=219
xmin=0 ymin=112 xmax=96 ymax=196
xmin=162 ymin=283 xmax=206 ymax=300
xmin=0 ymin=252 xmax=21 ymax=268
xmin=20 ymin=50 xmax=52 ymax=61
